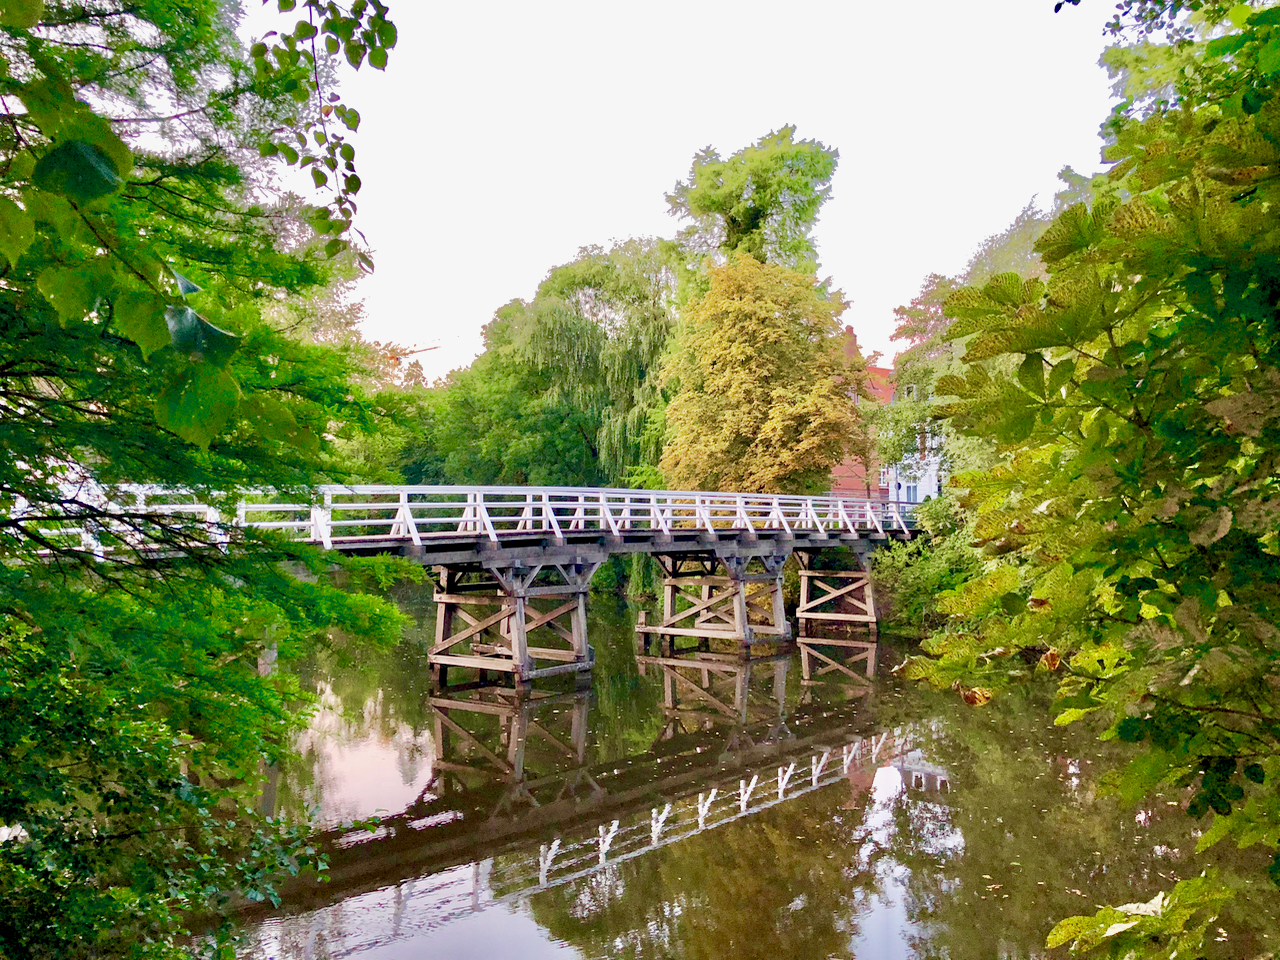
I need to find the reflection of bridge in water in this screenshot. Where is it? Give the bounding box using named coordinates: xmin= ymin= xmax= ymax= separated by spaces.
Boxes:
xmin=247 ymin=650 xmax=952 ymax=954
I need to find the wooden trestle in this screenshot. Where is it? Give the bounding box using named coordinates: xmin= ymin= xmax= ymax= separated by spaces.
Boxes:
xmin=431 ymin=559 xmax=601 ymax=687
xmin=635 ymin=553 xmax=790 ymax=657
xmin=795 ymin=552 xmax=878 ymax=684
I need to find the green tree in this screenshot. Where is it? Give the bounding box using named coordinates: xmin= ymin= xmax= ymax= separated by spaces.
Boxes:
xmin=403 ymin=302 xmax=609 ymax=487
xmin=660 ymin=255 xmax=870 ymax=494
xmin=0 ymin=1 xmax=409 ymax=955
xmin=906 ymin=2 xmax=1280 ymax=953
xmin=666 ymin=125 xmax=838 ymax=275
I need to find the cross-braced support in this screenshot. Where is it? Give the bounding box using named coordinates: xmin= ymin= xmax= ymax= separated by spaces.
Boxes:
xmin=430 ymin=559 xmax=601 ymax=687
xmin=635 ymin=553 xmax=791 ymax=658
xmin=796 ymin=553 xmax=878 ymax=684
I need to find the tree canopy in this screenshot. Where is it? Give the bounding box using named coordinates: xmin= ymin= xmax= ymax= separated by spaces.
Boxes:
xmin=901 ymin=2 xmax=1280 ymax=951
xmin=0 ymin=1 xmax=409 ymax=955
xmin=660 ymin=255 xmax=870 ymax=494
xmin=667 ymin=125 xmax=838 ymax=275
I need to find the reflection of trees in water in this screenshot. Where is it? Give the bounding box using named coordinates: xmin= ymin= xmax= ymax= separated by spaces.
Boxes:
xmin=521 ymin=782 xmax=879 ymax=960
xmin=270 ymin=611 xmax=437 ymax=825
xmin=882 ymin=687 xmax=1279 ymax=960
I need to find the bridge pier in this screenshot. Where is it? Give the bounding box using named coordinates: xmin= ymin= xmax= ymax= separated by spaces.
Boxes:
xmin=430 ymin=559 xmax=601 ymax=687
xmin=795 ymin=552 xmax=878 ymax=684
xmin=635 ymin=552 xmax=791 ymax=658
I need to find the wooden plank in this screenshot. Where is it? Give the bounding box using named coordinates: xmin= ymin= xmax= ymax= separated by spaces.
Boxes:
xmin=433 ymin=593 xmax=507 ymax=605
xmin=635 ymin=656 xmax=745 ymax=676
xmin=525 ymin=660 xmax=593 ymax=679
xmin=432 ymin=708 xmax=514 ymax=774
xmin=634 ymin=625 xmax=745 ymax=640
xmin=798 ymin=638 xmax=878 ymax=650
xmin=664 ymin=665 xmax=737 ymax=716
xmin=796 ymin=611 xmax=876 ymax=623
xmin=430 ymin=653 xmax=518 ymax=671
xmin=429 ymin=607 xmax=511 ymax=654
xmin=428 ymin=697 xmax=515 ymax=717
xmin=797 ymin=644 xmax=870 ymax=683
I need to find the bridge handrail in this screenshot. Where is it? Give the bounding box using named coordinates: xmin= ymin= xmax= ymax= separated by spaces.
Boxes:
xmin=22 ymin=484 xmax=917 ymax=554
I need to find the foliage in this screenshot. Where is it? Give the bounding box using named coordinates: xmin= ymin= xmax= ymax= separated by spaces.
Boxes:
xmin=660 ymin=255 xmax=869 ymax=494
xmin=666 ymin=125 xmax=838 ymax=275
xmin=870 ymin=496 xmax=983 ymax=636
xmin=0 ymin=0 xmax=411 ymax=954
xmin=903 ymin=4 xmax=1280 ymax=953
xmin=402 ymin=302 xmax=609 ymax=487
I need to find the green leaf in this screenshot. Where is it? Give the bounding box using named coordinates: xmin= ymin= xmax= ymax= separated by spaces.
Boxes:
xmin=36 ymin=264 xmax=112 ymax=323
xmin=1259 ymin=36 xmax=1280 ymax=74
xmin=0 ymin=196 xmax=35 ymax=266
xmin=154 ymin=364 xmax=240 ymax=448
xmin=368 ymin=46 xmax=387 ymax=69
xmin=1228 ymin=3 xmax=1252 ymax=28
xmin=0 ymin=0 xmax=43 ymax=27
xmin=58 ymin=112 xmax=132 ymax=178
xmin=1017 ymin=352 xmax=1045 ymax=398
xmin=1046 ymin=915 xmax=1094 ymax=949
xmin=164 ymin=306 xmax=240 ymax=367
xmin=113 ymin=291 xmax=170 ymax=358
xmin=240 ymin=395 xmax=318 ymax=453
xmin=32 ymin=140 xmax=122 ymax=203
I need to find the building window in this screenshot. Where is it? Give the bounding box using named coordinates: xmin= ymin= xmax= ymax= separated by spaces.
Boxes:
xmin=905 ymin=484 xmax=918 ymax=503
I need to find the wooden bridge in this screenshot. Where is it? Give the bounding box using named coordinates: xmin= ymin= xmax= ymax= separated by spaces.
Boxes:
xmin=28 ymin=483 xmax=916 ymax=685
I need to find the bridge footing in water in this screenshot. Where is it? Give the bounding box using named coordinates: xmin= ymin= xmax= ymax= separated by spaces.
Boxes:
xmin=795 ymin=554 xmax=878 ymax=684
xmin=431 ymin=559 xmax=601 ymax=687
xmin=634 ymin=552 xmax=791 ymax=657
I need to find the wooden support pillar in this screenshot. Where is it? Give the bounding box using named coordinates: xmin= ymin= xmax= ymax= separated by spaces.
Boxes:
xmin=635 ymin=553 xmax=791 ymax=658
xmin=430 ymin=559 xmax=601 ymax=688
xmin=796 ymin=554 xmax=878 ymax=685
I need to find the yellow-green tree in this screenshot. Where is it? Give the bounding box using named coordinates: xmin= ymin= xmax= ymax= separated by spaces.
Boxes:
xmin=659 ymin=255 xmax=869 ymax=494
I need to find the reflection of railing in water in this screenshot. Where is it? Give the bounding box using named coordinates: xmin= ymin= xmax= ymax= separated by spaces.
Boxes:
xmin=252 ymin=716 xmax=923 ymax=954
xmin=247 ymin=659 xmax=912 ymax=921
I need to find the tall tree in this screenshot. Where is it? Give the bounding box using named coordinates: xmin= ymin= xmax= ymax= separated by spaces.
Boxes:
xmin=666 ymin=126 xmax=838 ymax=275
xmin=0 ymin=1 xmax=407 ymax=955
xmin=660 ymin=255 xmax=870 ymax=494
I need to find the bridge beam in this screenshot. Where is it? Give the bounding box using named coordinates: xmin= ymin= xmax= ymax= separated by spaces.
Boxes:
xmin=795 ymin=551 xmax=878 ymax=684
xmin=635 ymin=552 xmax=791 ymax=658
xmin=430 ymin=558 xmax=601 ymax=687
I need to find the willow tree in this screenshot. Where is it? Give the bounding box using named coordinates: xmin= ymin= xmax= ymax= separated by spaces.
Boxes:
xmin=0 ymin=1 xmax=406 ymax=955
xmin=515 ymin=239 xmax=678 ymax=482
xmin=660 ymin=255 xmax=870 ymax=494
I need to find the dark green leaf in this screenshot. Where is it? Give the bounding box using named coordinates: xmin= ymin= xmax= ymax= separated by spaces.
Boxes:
xmin=36 ymin=264 xmax=112 ymax=323
xmin=153 ymin=364 xmax=240 ymax=448
xmin=164 ymin=306 xmax=239 ymax=367
xmin=32 ymin=140 xmax=122 ymax=203
xmin=113 ymin=290 xmax=170 ymax=358
xmin=1017 ymin=352 xmax=1045 ymax=398
xmin=0 ymin=0 xmax=42 ymax=28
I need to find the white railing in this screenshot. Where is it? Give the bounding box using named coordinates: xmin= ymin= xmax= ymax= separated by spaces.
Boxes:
xmin=19 ymin=484 xmax=916 ymax=555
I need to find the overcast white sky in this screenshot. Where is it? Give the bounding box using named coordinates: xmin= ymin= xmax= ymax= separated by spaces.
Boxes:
xmin=249 ymin=0 xmax=1119 ymax=379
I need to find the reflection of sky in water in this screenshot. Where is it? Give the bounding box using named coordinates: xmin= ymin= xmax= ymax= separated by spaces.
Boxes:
xmin=291 ymin=682 xmax=435 ymax=828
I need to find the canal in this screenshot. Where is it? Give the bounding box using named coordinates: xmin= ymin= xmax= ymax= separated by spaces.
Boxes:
xmin=239 ymin=589 xmax=1278 ymax=959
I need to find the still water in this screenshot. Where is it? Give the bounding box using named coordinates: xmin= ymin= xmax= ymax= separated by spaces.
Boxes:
xmin=240 ymin=592 xmax=1278 ymax=959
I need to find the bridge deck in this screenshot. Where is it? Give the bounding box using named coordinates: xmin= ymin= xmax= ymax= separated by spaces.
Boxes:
xmin=32 ymin=484 xmax=915 ymax=564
